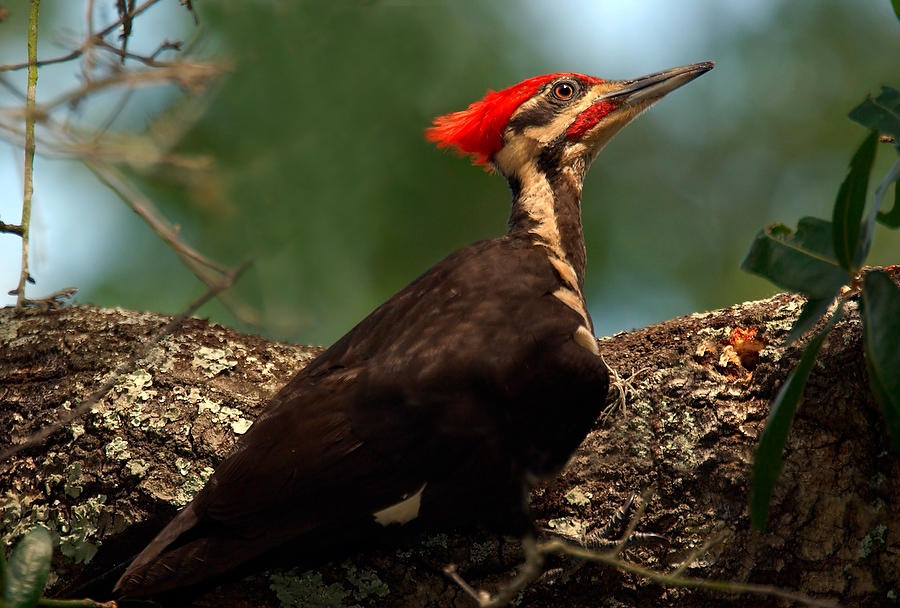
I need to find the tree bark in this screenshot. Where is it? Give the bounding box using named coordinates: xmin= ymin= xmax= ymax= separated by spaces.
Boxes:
xmin=0 ymin=286 xmax=897 ymax=607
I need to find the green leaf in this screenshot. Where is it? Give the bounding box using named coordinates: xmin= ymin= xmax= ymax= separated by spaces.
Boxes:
xmin=861 ymin=270 xmax=900 ymax=454
xmin=833 ymin=130 xmax=878 ymax=270
xmin=858 ymin=158 xmax=900 ymax=264
xmin=2 ymin=527 xmax=53 ymax=608
xmin=893 ymin=0 xmax=900 ymax=21
xmin=1 ymin=543 xmax=8 ymax=595
xmin=849 ymin=87 xmax=900 ymax=141
xmin=741 ymin=217 xmax=850 ymax=299
xmin=750 ymin=304 xmax=844 ymax=531
xmin=877 ymin=161 xmax=900 ymax=228
xmin=784 ymin=296 xmax=834 ymax=344
xmin=880 ymin=182 xmax=900 ymax=227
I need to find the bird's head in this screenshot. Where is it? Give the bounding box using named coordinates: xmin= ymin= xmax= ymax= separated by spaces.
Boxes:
xmin=427 ymin=62 xmax=713 ymax=179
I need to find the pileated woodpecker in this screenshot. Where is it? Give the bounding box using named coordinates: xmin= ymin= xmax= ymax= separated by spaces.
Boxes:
xmin=115 ymin=61 xmax=713 ymax=597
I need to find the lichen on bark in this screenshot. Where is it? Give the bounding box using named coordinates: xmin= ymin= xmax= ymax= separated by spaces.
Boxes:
xmin=0 ymin=289 xmax=897 ymax=607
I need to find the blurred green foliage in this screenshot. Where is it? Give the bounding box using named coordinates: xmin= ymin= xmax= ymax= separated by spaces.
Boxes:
xmin=52 ymin=2 xmax=900 ymax=343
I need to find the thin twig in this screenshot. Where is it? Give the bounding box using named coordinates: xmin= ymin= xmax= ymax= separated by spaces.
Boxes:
xmin=1 ymin=0 xmax=257 ymax=327
xmin=92 ymin=87 xmax=136 ymax=139
xmin=539 ymin=540 xmax=841 ymax=608
xmin=443 ymin=564 xmax=489 ymax=605
xmin=38 ymin=63 xmax=221 ymax=112
xmin=82 ymin=0 xmax=95 ymax=78
xmin=14 ymin=0 xmax=40 ymax=309
xmin=84 ymin=158 xmax=231 ymax=276
xmin=0 ymin=220 xmax=24 ymax=235
xmin=479 ymin=536 xmax=543 ymax=607
xmin=445 ymin=536 xmax=544 ymax=608
xmin=0 ymin=259 xmax=251 ymax=463
xmin=669 ymin=528 xmax=729 ymax=577
xmin=0 ymin=0 xmax=164 ymax=73
xmin=93 ymin=37 xmax=183 ymax=67
xmin=37 ymin=597 xmax=117 ymax=607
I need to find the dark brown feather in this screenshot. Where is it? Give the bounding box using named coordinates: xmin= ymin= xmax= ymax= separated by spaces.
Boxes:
xmin=115 ymin=236 xmax=608 ymax=596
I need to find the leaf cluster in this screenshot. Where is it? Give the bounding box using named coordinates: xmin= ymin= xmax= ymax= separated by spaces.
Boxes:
xmin=741 ymin=86 xmax=900 ymax=529
xmin=0 ymin=527 xmax=113 ymax=608
xmin=2 ymin=526 xmax=52 ymax=608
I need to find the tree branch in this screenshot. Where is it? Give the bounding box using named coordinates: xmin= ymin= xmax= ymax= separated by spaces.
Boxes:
xmin=1 ymin=282 xmax=896 ymax=606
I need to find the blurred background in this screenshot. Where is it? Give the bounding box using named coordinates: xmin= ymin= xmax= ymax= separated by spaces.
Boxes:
xmin=1 ymin=0 xmax=899 ymax=345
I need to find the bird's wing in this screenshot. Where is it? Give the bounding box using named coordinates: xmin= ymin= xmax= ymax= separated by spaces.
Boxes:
xmin=116 ymin=238 xmax=602 ymax=595
xmin=192 ymin=239 xmax=573 ymax=525
xmin=115 ymin=367 xmax=425 ymax=596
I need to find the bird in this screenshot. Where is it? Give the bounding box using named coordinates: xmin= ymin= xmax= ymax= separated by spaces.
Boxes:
xmin=114 ymin=61 xmax=713 ymax=597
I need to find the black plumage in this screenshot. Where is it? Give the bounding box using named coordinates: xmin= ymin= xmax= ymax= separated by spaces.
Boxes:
xmin=116 ymin=237 xmax=608 ymax=595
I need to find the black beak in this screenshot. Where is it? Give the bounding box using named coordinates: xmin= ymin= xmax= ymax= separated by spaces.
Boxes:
xmin=598 ymin=61 xmax=714 ymax=104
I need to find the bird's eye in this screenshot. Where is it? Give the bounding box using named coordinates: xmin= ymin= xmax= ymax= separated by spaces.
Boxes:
xmin=551 ymin=81 xmax=577 ymax=101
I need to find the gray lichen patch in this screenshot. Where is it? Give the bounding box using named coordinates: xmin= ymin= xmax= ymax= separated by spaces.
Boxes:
xmin=659 ymin=407 xmax=701 ymax=472
xmin=564 ymin=487 xmax=593 ymax=507
xmin=64 ymin=463 xmax=84 ymax=498
xmin=57 ymin=494 xmax=108 ymax=564
xmin=117 ymin=368 xmax=155 ymax=400
xmin=858 ymin=524 xmax=887 ymax=559
xmin=268 ymin=563 xmax=389 ymax=608
xmin=269 ymin=569 xmax=352 ymax=608
xmin=104 ymin=436 xmax=131 ymax=461
xmin=126 ymin=458 xmax=150 ymax=478
xmin=198 ymin=400 xmax=254 ymax=435
xmin=342 ymin=563 xmax=390 ymax=602
xmin=0 ymin=305 xmax=331 ymax=595
xmin=173 ymin=466 xmax=215 ymax=507
xmin=192 ymin=346 xmax=238 ymax=377
xmin=547 ymin=517 xmax=587 ymax=539
xmin=468 ymin=539 xmax=499 ymax=564
xmin=1 ymin=486 xmax=111 ymax=568
xmin=421 ymin=533 xmax=448 ymax=549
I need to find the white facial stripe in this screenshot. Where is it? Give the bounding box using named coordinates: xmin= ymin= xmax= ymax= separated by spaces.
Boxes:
xmin=522 ymin=95 xmax=595 ymax=144
xmin=511 ymin=160 xmax=591 ymax=326
xmin=552 ymin=286 xmax=590 ymax=328
xmin=573 ymin=325 xmax=599 ymax=355
xmin=493 ymin=134 xmax=538 ymax=177
xmin=373 ymin=483 xmax=427 ymax=526
xmin=547 ymin=254 xmax=579 ymax=293
xmin=517 ymin=161 xmax=559 ymax=249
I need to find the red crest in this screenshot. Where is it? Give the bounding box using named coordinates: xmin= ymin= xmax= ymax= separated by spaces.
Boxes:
xmin=426 ymin=73 xmax=603 ymax=166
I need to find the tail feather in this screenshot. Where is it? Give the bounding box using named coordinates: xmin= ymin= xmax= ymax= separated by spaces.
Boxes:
xmin=114 ymin=503 xmax=289 ymax=597
xmin=114 ymin=505 xmax=199 ymax=596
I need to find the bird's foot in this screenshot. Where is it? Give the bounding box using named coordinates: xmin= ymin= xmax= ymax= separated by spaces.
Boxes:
xmin=544 ymin=493 xmax=667 ymax=551
xmin=10 ymin=286 xmax=78 ymax=310
xmin=444 ymin=535 xmax=544 ymax=607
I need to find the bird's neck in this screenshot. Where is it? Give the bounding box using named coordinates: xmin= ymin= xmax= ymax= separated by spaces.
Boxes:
xmin=506 ymin=159 xmax=587 ymax=292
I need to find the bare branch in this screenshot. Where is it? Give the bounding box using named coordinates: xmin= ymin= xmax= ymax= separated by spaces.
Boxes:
xmin=0 ymin=0 xmax=165 ymax=73
xmin=92 ymin=37 xmax=184 ymax=67
xmin=84 ymin=158 xmax=231 ymax=277
xmin=669 ymin=528 xmax=729 ymax=577
xmin=540 ymin=540 xmax=842 ymax=608
xmin=14 ymin=0 xmax=41 ymax=309
xmin=0 ymin=220 xmax=24 ymax=235
xmin=37 ymin=62 xmax=223 ymax=112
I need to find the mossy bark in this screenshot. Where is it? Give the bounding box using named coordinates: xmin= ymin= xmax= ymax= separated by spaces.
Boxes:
xmin=0 ymin=287 xmax=896 ymax=607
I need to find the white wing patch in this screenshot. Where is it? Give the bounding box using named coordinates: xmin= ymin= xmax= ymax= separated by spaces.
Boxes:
xmin=373 ymin=483 xmax=427 ymax=526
